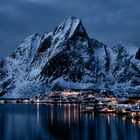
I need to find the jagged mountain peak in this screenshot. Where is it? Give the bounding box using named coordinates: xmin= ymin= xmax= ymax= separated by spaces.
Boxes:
xmin=110 ymin=41 xmax=139 ymax=60
xmin=53 ymin=16 xmax=88 ymax=40
xmin=33 ymin=17 xmax=88 ymax=60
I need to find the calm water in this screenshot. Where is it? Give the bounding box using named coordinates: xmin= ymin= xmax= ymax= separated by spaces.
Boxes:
xmin=0 ymin=104 xmax=140 ymax=140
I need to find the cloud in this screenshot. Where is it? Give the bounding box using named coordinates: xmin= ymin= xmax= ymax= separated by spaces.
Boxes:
xmin=0 ymin=0 xmax=140 ymax=57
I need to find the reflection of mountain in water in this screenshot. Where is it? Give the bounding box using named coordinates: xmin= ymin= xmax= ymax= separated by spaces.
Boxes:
xmin=0 ymin=104 xmax=140 ymax=140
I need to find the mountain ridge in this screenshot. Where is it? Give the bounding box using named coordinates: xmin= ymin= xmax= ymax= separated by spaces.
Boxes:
xmin=0 ymin=16 xmax=140 ymax=98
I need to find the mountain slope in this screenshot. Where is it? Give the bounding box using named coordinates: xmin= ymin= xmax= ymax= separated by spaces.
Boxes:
xmin=0 ymin=17 xmax=140 ymax=98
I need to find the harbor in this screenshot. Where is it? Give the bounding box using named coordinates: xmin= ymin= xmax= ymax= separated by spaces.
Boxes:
xmin=1 ymin=90 xmax=140 ymax=122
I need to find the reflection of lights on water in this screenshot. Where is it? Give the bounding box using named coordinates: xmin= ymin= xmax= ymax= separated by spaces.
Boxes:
xmin=85 ymin=114 xmax=88 ymax=127
xmin=74 ymin=106 xmax=76 ymax=123
xmin=132 ymin=119 xmax=136 ymax=124
xmin=89 ymin=113 xmax=92 ymax=119
xmin=85 ymin=113 xmax=88 ymax=119
xmin=112 ymin=114 xmax=116 ymax=117
xmin=68 ymin=104 xmax=71 ymax=127
xmin=107 ymin=115 xmax=110 ymax=125
xmin=122 ymin=117 xmax=126 ymax=121
xmin=63 ymin=104 xmax=67 ymax=123
xmin=50 ymin=104 xmax=54 ymax=125
xmin=64 ymin=107 xmax=66 ymax=123
xmin=131 ymin=119 xmax=140 ymax=125
xmin=37 ymin=104 xmax=40 ymax=124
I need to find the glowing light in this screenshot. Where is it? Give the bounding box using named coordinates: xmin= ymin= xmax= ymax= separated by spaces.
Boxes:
xmin=132 ymin=119 xmax=136 ymax=124
xmin=36 ymin=99 xmax=40 ymax=102
xmin=62 ymin=91 xmax=79 ymax=96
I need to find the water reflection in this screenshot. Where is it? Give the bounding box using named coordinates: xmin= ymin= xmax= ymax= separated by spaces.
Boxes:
xmin=0 ymin=104 xmax=140 ymax=140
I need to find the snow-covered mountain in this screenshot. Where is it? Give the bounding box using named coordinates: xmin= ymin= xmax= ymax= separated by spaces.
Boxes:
xmin=0 ymin=16 xmax=140 ymax=98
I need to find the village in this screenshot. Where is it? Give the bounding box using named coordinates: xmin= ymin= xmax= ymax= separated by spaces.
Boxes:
xmin=0 ymin=89 xmax=140 ymax=121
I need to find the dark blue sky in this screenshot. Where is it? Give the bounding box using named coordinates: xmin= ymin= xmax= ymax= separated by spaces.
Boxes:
xmin=0 ymin=0 xmax=140 ymax=57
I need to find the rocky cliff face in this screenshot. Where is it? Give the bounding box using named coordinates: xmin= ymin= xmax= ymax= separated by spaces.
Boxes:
xmin=0 ymin=17 xmax=140 ymax=98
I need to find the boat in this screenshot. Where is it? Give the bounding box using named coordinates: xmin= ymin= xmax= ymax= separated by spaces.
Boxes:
xmin=98 ymin=107 xmax=116 ymax=113
xmin=116 ymin=107 xmax=130 ymax=115
xmin=81 ymin=106 xmax=94 ymax=113
xmin=126 ymin=109 xmax=140 ymax=119
xmin=0 ymin=100 xmax=5 ymax=103
xmin=22 ymin=99 xmax=32 ymax=103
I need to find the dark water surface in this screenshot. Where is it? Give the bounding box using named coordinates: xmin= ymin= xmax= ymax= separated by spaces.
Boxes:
xmin=0 ymin=104 xmax=140 ymax=140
